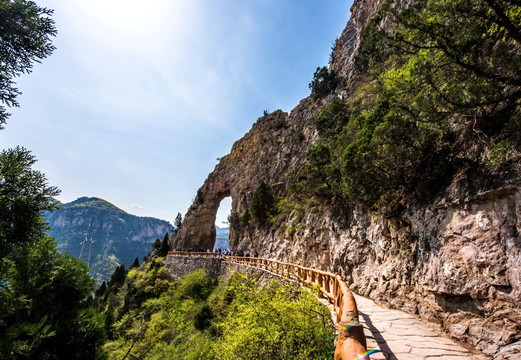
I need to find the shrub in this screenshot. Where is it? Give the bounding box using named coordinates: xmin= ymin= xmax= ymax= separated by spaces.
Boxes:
xmin=102 ymin=268 xmax=335 ymax=360
xmin=228 ymin=212 xmax=241 ymax=230
xmin=250 ymin=181 xmax=275 ymax=224
xmin=309 ymin=66 xmax=338 ymax=99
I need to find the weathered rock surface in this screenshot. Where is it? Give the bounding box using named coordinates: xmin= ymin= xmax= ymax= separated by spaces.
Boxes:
xmin=171 ymin=0 xmax=521 ymax=357
xmin=173 ymin=103 xmax=320 ymax=251
xmin=165 ymin=256 xmax=222 ymax=279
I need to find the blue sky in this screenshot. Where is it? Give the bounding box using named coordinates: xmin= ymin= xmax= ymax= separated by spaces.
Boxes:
xmin=0 ymin=0 xmax=352 ymax=226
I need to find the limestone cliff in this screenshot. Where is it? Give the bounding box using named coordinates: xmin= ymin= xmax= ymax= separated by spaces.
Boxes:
xmin=47 ymin=197 xmax=171 ymax=284
xmin=172 ymin=0 xmax=521 ymax=357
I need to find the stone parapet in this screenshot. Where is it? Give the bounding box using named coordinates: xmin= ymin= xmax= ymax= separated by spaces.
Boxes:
xmin=165 ymin=254 xmax=222 ymax=278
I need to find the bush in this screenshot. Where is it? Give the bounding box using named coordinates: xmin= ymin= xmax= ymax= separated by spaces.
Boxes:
xmin=309 ymin=66 xmax=338 ymax=99
xmin=194 ymin=304 xmax=213 ymax=330
xmin=215 ymin=274 xmax=335 ymax=359
xmin=177 ymin=269 xmax=217 ymax=301
xmin=102 ymin=269 xmax=335 ymax=360
xmin=250 ymin=181 xmax=275 ymax=224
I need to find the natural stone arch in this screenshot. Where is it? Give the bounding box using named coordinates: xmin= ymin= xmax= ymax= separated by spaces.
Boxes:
xmin=171 ymin=109 xmax=316 ymax=252
xmin=173 ymin=176 xmax=232 ymax=251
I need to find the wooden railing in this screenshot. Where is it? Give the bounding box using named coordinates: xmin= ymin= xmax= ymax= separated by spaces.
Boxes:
xmin=167 ymin=251 xmax=371 ymax=360
xmin=168 ymin=251 xmax=222 ymax=258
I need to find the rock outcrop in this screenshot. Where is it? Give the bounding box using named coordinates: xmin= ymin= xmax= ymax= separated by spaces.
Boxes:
xmin=171 ymin=0 xmax=521 ymax=357
xmin=172 ymin=104 xmax=320 ymax=251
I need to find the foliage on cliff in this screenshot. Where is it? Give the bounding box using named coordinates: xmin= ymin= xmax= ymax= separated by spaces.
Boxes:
xmin=294 ymin=0 xmax=521 ymax=213
xmin=97 ymin=261 xmax=335 ymax=359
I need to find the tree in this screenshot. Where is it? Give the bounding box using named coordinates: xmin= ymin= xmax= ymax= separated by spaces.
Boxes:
xmin=358 ymin=0 xmax=521 ymax=133
xmin=0 ymin=146 xmax=60 ymax=260
xmin=0 ymin=0 xmax=57 ymax=127
xmin=108 ymin=264 xmax=126 ymax=291
xmin=250 ymin=181 xmax=274 ymax=224
xmin=196 ymin=189 xmax=204 ymax=204
xmin=95 ymin=281 xmax=107 ymax=298
xmin=314 ymin=96 xmax=349 ymax=139
xmin=174 ymin=212 xmax=182 ymax=231
xmin=0 ymin=235 xmax=106 ymax=359
xmin=156 ymin=233 xmax=170 ymax=257
xmin=130 ymin=257 xmax=140 ymax=269
xmin=328 ymin=0 xmax=521 ymax=211
xmin=228 ymin=212 xmax=241 ymax=230
xmin=0 ymin=4 xmax=104 ymax=356
xmin=241 ymin=209 xmax=251 ymax=227
xmin=309 ymin=66 xmax=338 ymax=99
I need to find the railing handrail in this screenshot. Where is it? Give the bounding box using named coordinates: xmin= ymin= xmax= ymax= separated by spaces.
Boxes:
xmin=167 ymin=251 xmax=370 ymax=359
xmin=168 ymin=250 xmax=221 ymax=258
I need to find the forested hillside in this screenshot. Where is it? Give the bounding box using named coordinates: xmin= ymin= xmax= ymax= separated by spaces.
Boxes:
xmin=96 ymin=257 xmax=335 ymax=359
xmin=45 ymin=197 xmax=172 ymax=284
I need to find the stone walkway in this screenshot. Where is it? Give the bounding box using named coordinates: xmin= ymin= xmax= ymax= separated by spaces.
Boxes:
xmin=222 ymin=258 xmax=490 ymax=359
xmin=354 ymin=294 xmax=489 ymax=360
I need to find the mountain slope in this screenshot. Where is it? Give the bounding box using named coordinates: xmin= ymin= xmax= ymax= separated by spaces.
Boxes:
xmin=215 ymin=226 xmax=230 ymax=250
xmin=45 ymin=197 xmax=172 ymax=283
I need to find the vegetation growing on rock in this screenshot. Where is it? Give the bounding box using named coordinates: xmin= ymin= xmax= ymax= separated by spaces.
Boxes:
xmin=294 ymin=0 xmax=521 ymax=214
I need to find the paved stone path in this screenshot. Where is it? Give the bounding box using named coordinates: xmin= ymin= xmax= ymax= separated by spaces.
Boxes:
xmin=354 ymin=294 xmax=489 ymax=360
xmin=222 ymin=258 xmax=490 ymax=359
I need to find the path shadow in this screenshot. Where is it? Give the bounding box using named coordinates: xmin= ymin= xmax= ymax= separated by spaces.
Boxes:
xmin=359 ymin=311 xmax=398 ymax=360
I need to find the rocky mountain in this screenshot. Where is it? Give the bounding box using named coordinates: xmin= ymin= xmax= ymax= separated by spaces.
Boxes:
xmin=45 ymin=197 xmax=172 ymax=284
xmin=172 ymin=0 xmax=521 ymax=358
xmin=215 ymin=226 xmax=230 ymax=250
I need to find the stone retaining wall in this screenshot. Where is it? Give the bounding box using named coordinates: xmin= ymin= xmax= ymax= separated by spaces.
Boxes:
xmin=165 ymin=255 xmax=293 ymax=285
xmin=165 ymin=255 xmax=223 ymax=278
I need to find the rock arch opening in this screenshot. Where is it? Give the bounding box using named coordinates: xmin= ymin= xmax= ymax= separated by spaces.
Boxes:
xmin=214 ymin=196 xmax=231 ymax=250
xmin=215 ymin=196 xmax=231 ymax=228
xmin=173 ymin=180 xmax=232 ymax=251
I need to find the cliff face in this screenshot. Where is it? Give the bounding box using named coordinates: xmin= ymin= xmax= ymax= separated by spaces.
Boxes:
xmin=173 ymin=102 xmax=320 ymax=251
xmin=47 ymin=197 xmax=172 ymax=283
xmin=172 ymin=0 xmax=521 ymax=357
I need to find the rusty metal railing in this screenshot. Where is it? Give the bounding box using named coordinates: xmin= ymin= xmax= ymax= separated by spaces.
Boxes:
xmin=167 ymin=251 xmax=371 ymax=359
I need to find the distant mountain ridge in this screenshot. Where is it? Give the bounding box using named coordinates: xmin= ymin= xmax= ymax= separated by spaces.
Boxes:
xmin=45 ymin=197 xmax=173 ymax=284
xmin=215 ymin=226 xmax=229 ymax=250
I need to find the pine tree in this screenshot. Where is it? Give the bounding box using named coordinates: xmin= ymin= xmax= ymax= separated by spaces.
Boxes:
xmin=108 ymin=264 xmax=126 ymax=290
xmin=0 ymin=0 xmax=57 ymax=127
xmin=156 ymin=233 xmax=170 ymax=257
xmin=174 ymin=212 xmax=183 ymax=231
xmin=250 ymin=181 xmax=274 ymax=223
xmin=130 ymin=257 xmax=140 ymax=269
